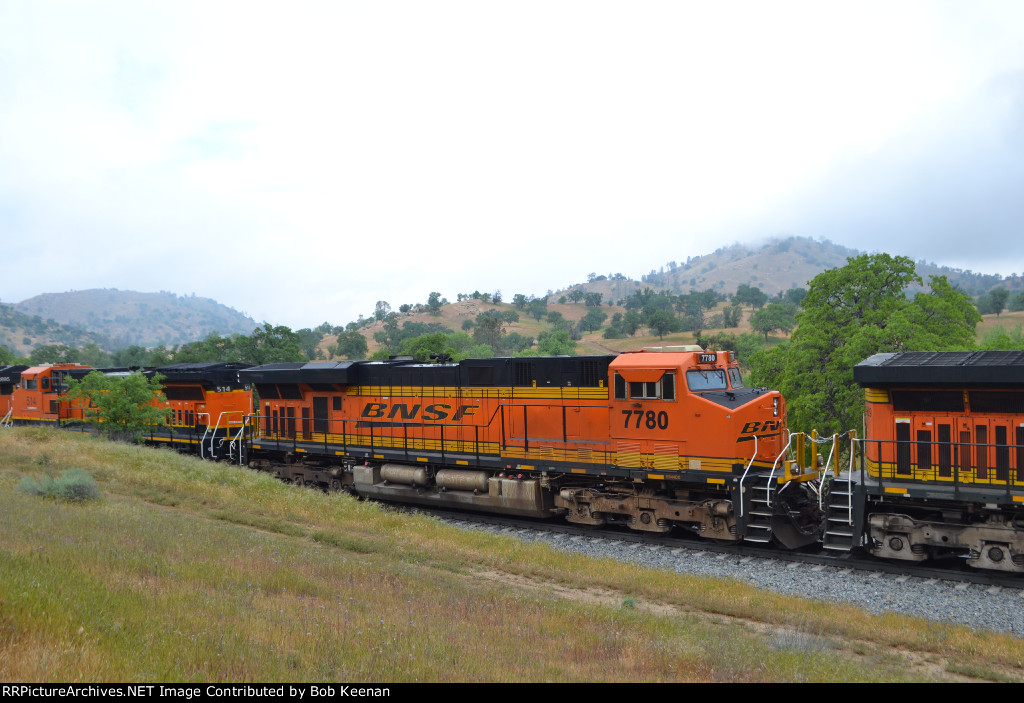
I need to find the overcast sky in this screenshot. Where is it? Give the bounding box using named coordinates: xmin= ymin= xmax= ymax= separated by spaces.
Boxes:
xmin=2 ymin=1 xmax=1023 ymax=330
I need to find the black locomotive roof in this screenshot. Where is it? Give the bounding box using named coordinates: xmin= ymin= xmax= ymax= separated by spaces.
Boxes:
xmin=855 ymin=351 xmax=1024 ymax=387
xmin=0 ymin=365 xmax=29 ymax=381
xmin=240 ymin=361 xmax=360 ymax=385
xmin=241 ymin=355 xmax=615 ymax=388
xmin=149 ymin=362 xmax=252 ymax=386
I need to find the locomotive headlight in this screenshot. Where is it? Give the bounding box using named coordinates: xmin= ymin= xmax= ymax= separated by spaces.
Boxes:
xmin=772 ymin=397 xmax=779 ymax=417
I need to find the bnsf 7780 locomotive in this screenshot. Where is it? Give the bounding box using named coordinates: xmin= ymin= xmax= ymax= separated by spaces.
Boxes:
xmin=240 ymin=347 xmax=821 ymax=548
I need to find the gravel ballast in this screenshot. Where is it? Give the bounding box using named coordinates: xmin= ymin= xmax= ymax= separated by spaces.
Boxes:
xmin=452 ymin=520 xmax=1024 ymax=636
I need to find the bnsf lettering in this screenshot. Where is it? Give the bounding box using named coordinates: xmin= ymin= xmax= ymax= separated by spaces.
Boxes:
xmin=741 ymin=420 xmax=782 ymax=434
xmin=421 ymin=403 xmax=450 ymax=421
xmin=362 ymin=403 xmax=387 ymax=418
xmin=361 ymin=402 xmax=479 ymax=422
xmin=388 ymin=404 xmax=421 ymax=419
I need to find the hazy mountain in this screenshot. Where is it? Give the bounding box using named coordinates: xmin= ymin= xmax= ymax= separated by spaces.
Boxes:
xmin=560 ymin=236 xmax=1022 ymax=301
xmin=11 ymin=289 xmax=257 ymax=349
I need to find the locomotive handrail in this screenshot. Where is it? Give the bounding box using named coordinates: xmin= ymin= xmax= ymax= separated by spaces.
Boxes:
xmin=1 ymin=408 xmax=11 ymax=428
xmin=764 ymin=431 xmax=800 ymax=510
xmin=195 ymin=413 xmax=212 ymax=458
xmin=207 ymin=410 xmax=246 ymax=460
xmin=857 ymin=435 xmax=1024 ymax=495
xmin=736 ymin=433 xmax=758 ymax=517
xmin=829 ymin=436 xmax=863 ymax=527
xmin=228 ymin=417 xmax=250 ymax=465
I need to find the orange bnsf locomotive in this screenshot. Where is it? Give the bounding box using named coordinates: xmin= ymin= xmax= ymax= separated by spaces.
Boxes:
xmin=823 ymin=351 xmax=1024 ymax=572
xmin=140 ymin=362 xmax=253 ymax=460
xmin=240 ymin=347 xmax=822 ymax=548
xmin=0 ymin=362 xmax=252 ymax=461
xmin=0 ymin=362 xmax=98 ymax=426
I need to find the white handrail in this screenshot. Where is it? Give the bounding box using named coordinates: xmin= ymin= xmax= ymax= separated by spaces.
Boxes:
xmin=196 ymin=413 xmax=212 ymax=459
xmin=736 ymin=434 xmax=758 ymax=517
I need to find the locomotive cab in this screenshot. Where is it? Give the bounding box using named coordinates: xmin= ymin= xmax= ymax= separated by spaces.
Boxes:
xmin=608 ymin=347 xmax=786 ymax=474
xmin=9 ymin=363 xmax=92 ymax=425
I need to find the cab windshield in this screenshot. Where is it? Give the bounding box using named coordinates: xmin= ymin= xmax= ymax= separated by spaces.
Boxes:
xmin=686 ymin=369 xmax=728 ymax=391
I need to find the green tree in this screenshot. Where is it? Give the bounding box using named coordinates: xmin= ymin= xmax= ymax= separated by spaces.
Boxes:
xmin=427 ymin=292 xmax=443 ymax=315
xmin=473 ymin=315 xmax=504 ymax=349
xmin=749 ymin=256 xmax=979 ymax=435
xmin=500 ymin=332 xmax=534 ymax=355
xmin=646 ymin=309 xmax=681 ymax=340
xmin=783 ymin=287 xmax=808 ymax=307
xmin=579 ymin=308 xmax=608 ymax=332
xmin=622 ymin=310 xmax=643 ymax=336
xmin=749 ymin=302 xmax=797 ymax=341
xmin=111 ymin=345 xmax=151 ymax=368
xmin=148 ymin=346 xmax=173 ymax=367
xmin=29 ymin=344 xmax=78 ymax=365
xmin=526 ymin=297 xmax=548 ymax=321
xmin=65 ymin=371 xmax=170 ymax=440
xmin=237 ymin=324 xmax=307 ymax=365
xmin=734 ymin=284 xmax=768 ymax=311
xmin=1009 ymin=291 xmax=1024 ymax=312
xmin=520 ymin=329 xmax=576 ymax=356
xmin=295 ymin=328 xmax=323 ymax=359
xmin=399 ymin=332 xmax=459 ymax=362
xmin=722 ymin=303 xmax=742 ymax=328
xmin=978 ymin=288 xmax=1009 ymax=316
xmin=332 ymin=331 xmax=368 ymax=360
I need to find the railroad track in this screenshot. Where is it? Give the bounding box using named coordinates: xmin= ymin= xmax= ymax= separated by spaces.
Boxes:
xmin=398 ymin=505 xmax=1024 ymax=591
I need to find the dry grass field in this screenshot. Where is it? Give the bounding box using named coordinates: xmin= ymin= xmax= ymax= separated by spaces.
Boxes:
xmin=3 ymin=428 xmax=1024 ymax=682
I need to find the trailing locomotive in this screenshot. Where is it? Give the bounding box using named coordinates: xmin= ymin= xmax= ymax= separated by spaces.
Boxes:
xmin=1 ymin=362 xmax=98 ymax=426
xmin=139 ymin=362 xmax=254 ymax=461
xmin=0 ymin=361 xmax=253 ymax=461
xmin=822 ymin=351 xmax=1024 ymax=572
xmin=240 ymin=346 xmax=822 ymax=548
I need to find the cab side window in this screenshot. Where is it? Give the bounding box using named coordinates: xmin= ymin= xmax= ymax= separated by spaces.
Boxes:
xmin=614 ymin=373 xmax=675 ymax=400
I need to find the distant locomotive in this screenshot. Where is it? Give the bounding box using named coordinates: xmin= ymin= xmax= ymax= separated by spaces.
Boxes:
xmin=822 ymin=351 xmax=1024 ymax=572
xmin=0 ymin=361 xmax=252 ymax=461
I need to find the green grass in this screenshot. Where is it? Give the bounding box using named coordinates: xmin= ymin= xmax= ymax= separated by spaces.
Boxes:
xmin=1 ymin=427 xmax=1023 ymax=682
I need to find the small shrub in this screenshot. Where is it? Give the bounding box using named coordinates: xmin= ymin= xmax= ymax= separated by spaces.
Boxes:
xmin=769 ymin=620 xmax=830 ymax=654
xmin=19 ymin=468 xmax=100 ymax=502
xmin=621 ymin=597 xmax=637 ymax=609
